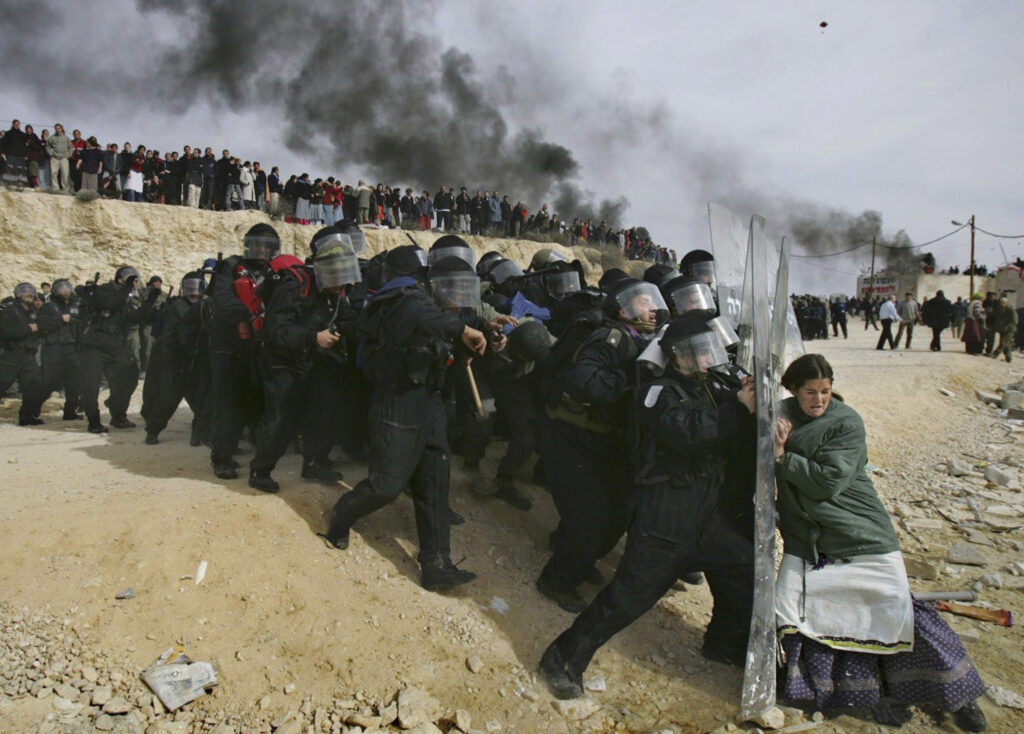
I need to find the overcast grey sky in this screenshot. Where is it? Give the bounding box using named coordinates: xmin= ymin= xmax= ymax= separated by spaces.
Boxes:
xmin=1 ymin=0 xmax=1021 ymax=292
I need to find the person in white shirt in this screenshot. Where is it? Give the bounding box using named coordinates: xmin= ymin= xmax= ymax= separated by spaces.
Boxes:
xmin=876 ymin=295 xmax=899 ymax=350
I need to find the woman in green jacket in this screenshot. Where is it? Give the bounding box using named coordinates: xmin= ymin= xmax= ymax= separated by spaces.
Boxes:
xmin=773 ymin=354 xmax=986 ymax=732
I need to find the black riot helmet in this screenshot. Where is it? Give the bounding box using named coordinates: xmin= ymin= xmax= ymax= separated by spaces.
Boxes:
xmin=429 ymin=234 xmax=476 ymax=269
xmin=603 ymin=277 xmax=669 ymax=331
xmin=243 ymin=223 xmax=281 ymax=264
xmin=598 ymin=267 xmax=631 ymax=293
xmin=312 ymin=236 xmax=362 ymax=291
xmin=335 ymin=219 xmax=367 ymax=255
xmin=659 ymin=313 xmax=728 ymax=376
xmin=487 ymin=258 xmax=524 ymax=286
xmin=476 ymin=251 xmax=504 ymax=277
xmin=14 ymin=282 xmax=36 ymax=301
xmin=679 ymin=249 xmax=715 ymax=288
xmin=115 ymin=266 xmax=141 ymax=284
xmin=383 ymin=245 xmax=428 ymax=283
xmin=51 ymin=278 xmax=73 ymax=300
xmin=429 ymin=256 xmax=481 ymax=311
xmin=642 ymin=263 xmax=676 ymax=287
xmin=660 ymin=276 xmax=716 ymax=317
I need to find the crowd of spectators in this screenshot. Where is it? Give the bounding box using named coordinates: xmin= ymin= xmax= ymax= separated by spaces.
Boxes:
xmin=0 ymin=118 xmax=675 ymax=264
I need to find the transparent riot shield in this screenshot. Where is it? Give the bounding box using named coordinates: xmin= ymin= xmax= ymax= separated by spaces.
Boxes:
xmin=707 ymin=202 xmax=750 ymax=331
xmin=740 ymin=215 xmax=779 ymax=721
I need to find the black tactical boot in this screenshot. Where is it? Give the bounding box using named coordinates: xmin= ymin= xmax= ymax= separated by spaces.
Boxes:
xmin=301 ymin=460 xmax=344 ymax=484
xmin=110 ymin=415 xmax=136 ymax=429
xmin=18 ymin=415 xmax=43 ymax=426
xmin=420 ymin=559 xmax=476 ymax=592
xmin=538 ymin=642 xmax=584 ymax=700
xmin=87 ymin=421 xmax=109 ymax=434
xmin=212 ymin=460 xmax=239 ymax=480
xmin=536 ymin=575 xmax=587 ymax=614
xmin=248 ymin=471 xmax=280 ymax=493
xmin=144 ymin=432 xmax=159 ymax=445
xmin=495 ymin=475 xmax=532 ymax=511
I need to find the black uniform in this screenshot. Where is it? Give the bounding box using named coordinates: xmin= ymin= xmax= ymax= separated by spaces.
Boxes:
xmin=208 ymin=256 xmax=266 ymax=474
xmin=0 ymin=300 xmax=44 ymax=422
xmin=78 ymin=281 xmax=157 ymax=428
xmin=141 ymin=296 xmax=203 ymax=439
xmin=327 ymin=277 xmax=467 ymax=573
xmin=541 ymin=370 xmax=756 ymax=694
xmin=36 ymin=295 xmax=81 ymax=418
xmin=249 ymin=268 xmax=357 ymax=481
xmin=537 ymin=321 xmax=642 ymax=600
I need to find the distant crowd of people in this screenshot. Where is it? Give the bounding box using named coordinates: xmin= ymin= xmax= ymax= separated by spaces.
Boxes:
xmin=0 ymin=118 xmax=674 ymax=264
xmin=791 ymin=291 xmax=1022 ymax=360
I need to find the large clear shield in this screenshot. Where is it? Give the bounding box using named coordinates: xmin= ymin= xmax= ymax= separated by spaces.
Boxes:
xmin=740 ymin=215 xmax=779 ymax=721
xmin=707 ymin=202 xmax=749 ymax=330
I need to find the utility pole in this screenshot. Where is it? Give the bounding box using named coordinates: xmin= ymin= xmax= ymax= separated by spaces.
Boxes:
xmin=968 ymin=215 xmax=976 ymax=297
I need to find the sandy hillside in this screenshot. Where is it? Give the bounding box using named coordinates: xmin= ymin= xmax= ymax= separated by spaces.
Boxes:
xmin=1 ymin=190 xmax=1024 ymax=734
xmin=0 ymin=188 xmax=614 ymax=296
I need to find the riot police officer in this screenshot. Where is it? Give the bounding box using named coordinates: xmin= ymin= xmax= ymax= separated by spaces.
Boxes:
xmin=0 ymin=283 xmax=45 ymax=425
xmin=141 ymin=272 xmax=207 ymax=444
xmin=78 ymin=267 xmax=160 ymax=433
xmin=36 ymin=279 xmax=83 ymax=421
xmin=539 ymin=314 xmax=757 ymax=700
xmin=325 ymin=245 xmax=487 ymax=592
xmin=208 ymin=223 xmax=279 ymax=478
xmin=536 ymin=278 xmax=668 ymax=612
xmin=248 ymin=228 xmax=361 ymax=491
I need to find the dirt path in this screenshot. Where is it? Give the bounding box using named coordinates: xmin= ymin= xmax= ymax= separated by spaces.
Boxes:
xmin=1 ymin=324 xmax=1022 ymax=734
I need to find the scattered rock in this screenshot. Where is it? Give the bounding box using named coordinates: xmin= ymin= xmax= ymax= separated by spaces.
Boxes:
xmin=746 ymin=706 xmax=785 ymax=730
xmin=283 ymin=682 xmax=296 ymax=695
xmin=903 ymin=555 xmax=942 ymax=580
xmin=985 ymin=465 xmax=1018 ymax=489
xmin=82 ymin=665 xmax=99 ymax=683
xmin=114 ymin=588 xmax=135 ymax=600
xmin=553 ymin=698 xmax=601 ymax=720
xmin=274 ymin=720 xmax=303 ymax=734
xmin=904 ymin=518 xmax=944 ymax=530
xmin=1001 ymin=390 xmax=1024 ymax=410
xmin=396 ymin=686 xmax=442 ymax=729
xmin=946 ymin=542 xmax=988 ymax=566
xmin=987 ymin=685 xmax=1024 ymax=709
xmin=946 ymin=459 xmax=974 ymax=477
xmin=465 ymin=655 xmax=484 ymax=673
xmin=484 ymin=722 xmax=502 ymax=732
xmin=650 ymin=653 xmax=667 ymax=667
xmin=939 ymin=388 xmax=955 ymax=397
xmin=94 ymin=713 xmax=115 ymax=731
xmin=102 ymin=696 xmax=131 ymax=715
xmin=967 ymin=531 xmax=995 ymax=547
xmin=54 ymin=683 xmax=79 ymax=701
xmin=454 ymin=709 xmax=472 ymax=732
xmin=91 ymin=685 xmax=113 ymax=706
xmin=377 ymin=700 xmax=398 ymax=726
xmin=52 ymin=697 xmax=82 ymax=717
xmin=979 ymin=572 xmax=1003 ymax=588
xmin=976 ymin=390 xmax=1001 ymax=406
xmin=584 ymin=677 xmax=606 ymax=692
xmin=404 ymin=723 xmax=443 ymax=734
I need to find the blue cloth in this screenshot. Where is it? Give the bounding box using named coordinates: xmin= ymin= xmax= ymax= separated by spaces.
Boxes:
xmin=366 ymin=276 xmax=419 ymax=303
xmin=500 ymin=292 xmax=550 ymax=334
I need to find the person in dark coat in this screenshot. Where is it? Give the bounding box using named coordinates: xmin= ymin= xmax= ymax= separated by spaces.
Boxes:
xmin=920 ymin=289 xmax=953 ymax=351
xmin=35 ymin=279 xmax=82 ymax=420
xmin=539 ymin=314 xmax=757 ymax=700
xmin=0 ymin=283 xmax=45 ymax=425
xmin=324 ymin=246 xmax=488 ymax=592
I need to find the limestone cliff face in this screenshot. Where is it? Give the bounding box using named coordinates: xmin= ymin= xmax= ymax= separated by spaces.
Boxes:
xmin=0 ymin=189 xmax=612 ymax=293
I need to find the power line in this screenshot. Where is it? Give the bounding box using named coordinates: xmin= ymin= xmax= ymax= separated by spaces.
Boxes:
xmin=975 ymin=226 xmax=1024 ymax=240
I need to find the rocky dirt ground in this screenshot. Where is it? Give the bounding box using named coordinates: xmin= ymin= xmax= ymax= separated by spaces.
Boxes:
xmin=2 ymin=312 xmax=1024 ymax=734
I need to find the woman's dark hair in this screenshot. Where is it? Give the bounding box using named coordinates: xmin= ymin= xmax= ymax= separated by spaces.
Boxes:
xmin=781 ymin=353 xmax=834 ymax=393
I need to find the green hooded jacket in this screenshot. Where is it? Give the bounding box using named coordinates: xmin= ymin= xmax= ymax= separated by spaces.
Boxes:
xmin=775 ymin=396 xmax=899 ymax=564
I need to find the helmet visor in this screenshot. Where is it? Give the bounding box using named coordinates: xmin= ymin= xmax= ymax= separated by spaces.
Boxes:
xmin=688 ymin=260 xmax=716 ymax=286
xmin=314 ymin=237 xmax=362 ymax=290
xmin=14 ymin=282 xmax=37 ymax=299
xmin=706 ymin=315 xmax=739 ymax=347
xmin=429 ymin=245 xmax=476 ymax=270
xmin=613 ymin=281 xmax=669 ymax=322
xmin=668 ymin=281 xmax=716 ymax=316
xmin=545 ymin=270 xmax=581 ymax=297
xmin=244 ymin=234 xmax=280 ymax=263
xmin=431 ymin=271 xmax=482 ymax=310
xmin=181 ymin=277 xmax=205 ymax=297
xmin=52 ymin=279 xmax=73 ymax=299
xmin=490 ymin=259 xmax=524 ymax=285
xmin=665 ymin=331 xmax=728 ymax=374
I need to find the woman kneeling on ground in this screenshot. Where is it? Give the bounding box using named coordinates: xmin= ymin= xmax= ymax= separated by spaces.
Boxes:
xmin=773 ymin=353 xmax=987 ymax=732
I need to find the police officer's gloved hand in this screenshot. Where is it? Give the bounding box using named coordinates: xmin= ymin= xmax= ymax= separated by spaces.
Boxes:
xmin=123 ymin=275 xmax=139 ymax=290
